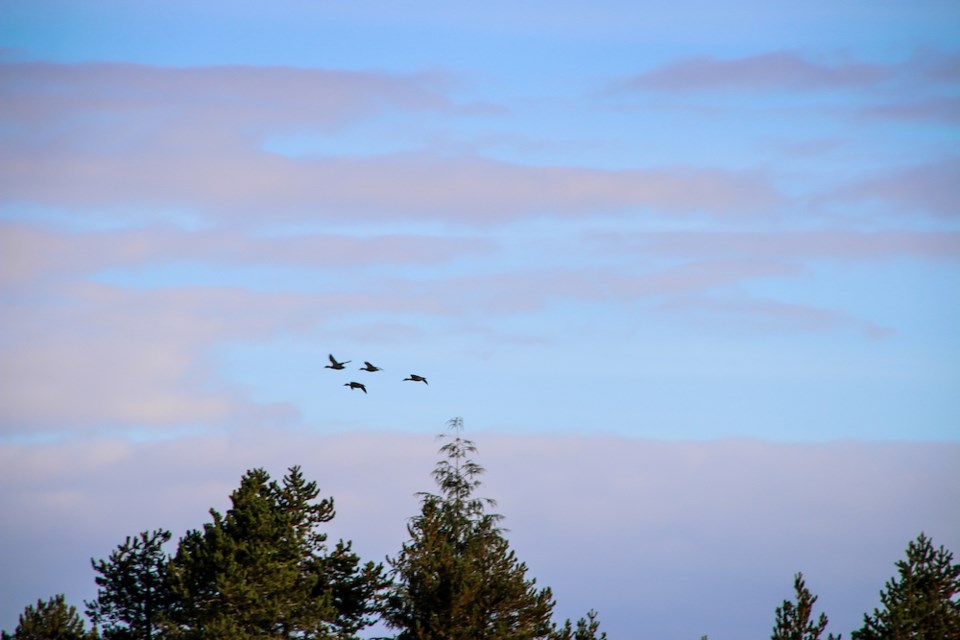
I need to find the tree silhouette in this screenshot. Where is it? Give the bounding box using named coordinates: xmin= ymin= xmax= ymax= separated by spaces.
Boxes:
xmin=86 ymin=529 xmax=172 ymax=640
xmin=382 ymin=418 xmax=556 ymax=639
xmin=772 ymin=572 xmax=838 ymax=640
xmin=3 ymin=595 xmax=97 ymax=640
xmin=382 ymin=418 xmax=606 ymax=640
xmin=166 ymin=466 xmax=386 ymax=639
xmin=853 ymin=532 xmax=960 ymax=640
xmin=551 ymin=610 xmax=608 ymax=640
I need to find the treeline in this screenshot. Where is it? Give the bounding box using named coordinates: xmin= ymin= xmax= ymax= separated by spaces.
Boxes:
xmin=4 ymin=420 xmax=959 ymax=639
xmin=771 ymin=534 xmax=960 ymax=640
xmin=3 ymin=419 xmax=606 ymax=640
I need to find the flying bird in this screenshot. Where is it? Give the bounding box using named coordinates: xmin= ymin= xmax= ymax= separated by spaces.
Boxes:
xmin=403 ymin=374 xmax=428 ymax=385
xmin=344 ymin=381 xmax=367 ymax=394
xmin=325 ymin=354 xmax=351 ymax=370
xmin=359 ymin=361 xmax=382 ymax=372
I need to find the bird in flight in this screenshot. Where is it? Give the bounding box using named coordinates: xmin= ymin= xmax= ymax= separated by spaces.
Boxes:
xmin=359 ymin=361 xmax=382 ymax=372
xmin=325 ymin=354 xmax=351 ymax=370
xmin=344 ymin=381 xmax=367 ymax=394
xmin=403 ymin=374 xmax=428 ymax=385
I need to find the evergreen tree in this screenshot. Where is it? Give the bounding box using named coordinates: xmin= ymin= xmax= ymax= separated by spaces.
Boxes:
xmin=382 ymin=418 xmax=598 ymax=640
xmin=86 ymin=529 xmax=172 ymax=640
xmin=771 ymin=573 xmax=838 ymax=640
xmin=2 ymin=595 xmax=97 ymax=640
xmin=166 ymin=465 xmax=386 ymax=640
xmin=550 ymin=610 xmax=607 ymax=640
xmin=852 ymin=532 xmax=960 ymax=640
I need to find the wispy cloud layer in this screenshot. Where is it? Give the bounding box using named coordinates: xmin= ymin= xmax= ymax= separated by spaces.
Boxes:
xmin=0 ymin=256 xmax=813 ymax=433
xmin=659 ymin=295 xmax=894 ymax=338
xmin=0 ymin=61 xmax=780 ymax=222
xmin=3 ymin=217 xmax=954 ymax=437
xmin=0 ymin=282 xmax=303 ymax=430
xmin=859 ymin=96 xmax=960 ymax=123
xmin=0 ymin=277 xmax=467 ymax=432
xmin=594 ymin=229 xmax=960 ymax=261
xmin=621 ymin=52 xmax=890 ymax=92
xmin=0 ymin=223 xmax=493 ymax=287
xmin=618 ymin=50 xmax=959 ymax=93
xmin=0 ymin=61 xmax=458 ymax=131
xmin=824 ymin=158 xmax=960 ymax=218
xmin=1 ymin=150 xmax=781 ymax=224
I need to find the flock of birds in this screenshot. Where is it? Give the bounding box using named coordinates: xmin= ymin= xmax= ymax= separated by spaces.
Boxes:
xmin=325 ymin=354 xmax=428 ymax=394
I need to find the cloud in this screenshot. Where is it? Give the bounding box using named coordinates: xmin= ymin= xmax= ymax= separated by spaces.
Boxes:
xmin=0 ymin=223 xmax=493 ymax=288
xmin=584 ymin=229 xmax=960 ymax=337
xmin=616 ymin=50 xmax=960 ymax=95
xmin=0 ymin=150 xmax=781 ymax=223
xmin=617 ymin=52 xmax=891 ymax=92
xmin=658 ymin=295 xmax=895 ymax=338
xmin=1 ymin=431 xmax=957 ymax=639
xmin=592 ymin=229 xmax=960 ymax=262
xmin=396 ymin=260 xmax=804 ymax=316
xmin=859 ymin=96 xmax=960 ymax=123
xmin=610 ymin=50 xmax=960 ymax=131
xmin=0 ymin=61 xmax=781 ymax=223
xmin=823 ymin=158 xmax=960 ymax=218
xmin=0 ymin=61 xmax=457 ymax=134
xmin=908 ymin=49 xmax=960 ymax=85
xmin=0 ymin=252 xmax=843 ymax=436
xmin=0 ymin=283 xmax=297 ymax=431
xmin=0 ymin=280 xmax=456 ymax=433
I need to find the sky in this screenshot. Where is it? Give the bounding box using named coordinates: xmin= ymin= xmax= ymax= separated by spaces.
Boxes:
xmin=0 ymin=1 xmax=958 ymax=638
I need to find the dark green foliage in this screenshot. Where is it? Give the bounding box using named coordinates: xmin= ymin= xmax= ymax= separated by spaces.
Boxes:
xmin=3 ymin=595 xmax=97 ymax=640
xmin=549 ymin=610 xmax=607 ymax=640
xmin=6 ymin=443 xmax=609 ymax=640
xmin=771 ymin=572 xmax=837 ymax=640
xmin=382 ymin=418 xmax=557 ymax=639
xmin=86 ymin=529 xmax=172 ymax=640
xmin=315 ymin=538 xmax=391 ymax=637
xmin=166 ymin=465 xmax=386 ymax=640
xmin=852 ymin=532 xmax=960 ymax=640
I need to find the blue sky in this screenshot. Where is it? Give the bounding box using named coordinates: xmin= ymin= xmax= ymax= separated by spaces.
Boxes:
xmin=1 ymin=1 xmax=959 ymax=638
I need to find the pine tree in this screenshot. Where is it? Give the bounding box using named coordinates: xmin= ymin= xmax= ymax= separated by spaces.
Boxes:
xmin=382 ymin=418 xmax=599 ymax=640
xmin=166 ymin=465 xmax=386 ymax=640
xmin=772 ymin=572 xmax=838 ymax=640
xmin=86 ymin=529 xmax=172 ymax=640
xmin=852 ymin=532 xmax=960 ymax=640
xmin=3 ymin=595 xmax=98 ymax=640
xmin=550 ymin=610 xmax=608 ymax=640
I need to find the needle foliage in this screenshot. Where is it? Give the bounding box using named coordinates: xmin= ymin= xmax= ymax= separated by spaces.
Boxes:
xmin=852 ymin=532 xmax=960 ymax=640
xmin=165 ymin=466 xmax=386 ymax=640
xmin=381 ymin=418 xmax=604 ymax=640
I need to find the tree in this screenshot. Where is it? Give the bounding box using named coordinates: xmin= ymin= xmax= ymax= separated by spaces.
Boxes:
xmin=852 ymin=532 xmax=960 ymax=640
xmin=86 ymin=529 xmax=172 ymax=640
xmin=772 ymin=572 xmax=838 ymax=640
xmin=382 ymin=418 xmax=603 ymax=640
xmin=165 ymin=465 xmax=386 ymax=640
xmin=550 ymin=610 xmax=607 ymax=640
xmin=2 ymin=594 xmax=97 ymax=640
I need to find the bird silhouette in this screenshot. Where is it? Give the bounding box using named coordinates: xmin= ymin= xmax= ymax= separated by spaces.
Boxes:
xmin=325 ymin=354 xmax=351 ymax=370
xmin=344 ymin=381 xmax=367 ymax=394
xmin=403 ymin=374 xmax=428 ymax=385
xmin=359 ymin=361 xmax=382 ymax=372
